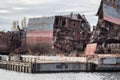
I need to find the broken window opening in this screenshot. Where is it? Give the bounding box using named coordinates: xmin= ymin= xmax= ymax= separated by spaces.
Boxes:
xmin=55 ymin=18 xmax=59 ymax=25
xmin=62 ymin=20 xmax=66 ymax=26
xmin=73 ymin=23 xmax=76 ymax=26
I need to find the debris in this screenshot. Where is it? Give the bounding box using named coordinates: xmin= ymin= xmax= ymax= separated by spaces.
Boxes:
xmin=92 ymin=0 xmax=120 ymax=54
xmin=26 ymin=13 xmax=91 ymax=54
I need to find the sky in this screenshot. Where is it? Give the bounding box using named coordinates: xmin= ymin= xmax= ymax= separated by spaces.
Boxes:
xmin=0 ymin=0 xmax=101 ymax=31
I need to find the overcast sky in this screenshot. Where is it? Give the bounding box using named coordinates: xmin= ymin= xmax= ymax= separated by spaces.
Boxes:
xmin=0 ymin=0 xmax=101 ymax=31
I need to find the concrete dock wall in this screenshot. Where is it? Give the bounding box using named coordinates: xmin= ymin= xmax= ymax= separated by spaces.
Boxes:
xmin=0 ymin=60 xmax=95 ymax=73
xmin=0 ymin=55 xmax=120 ymax=73
xmin=31 ymin=62 xmax=95 ymax=73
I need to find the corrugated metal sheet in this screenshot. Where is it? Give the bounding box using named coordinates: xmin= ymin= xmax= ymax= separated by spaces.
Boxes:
xmin=116 ymin=58 xmax=120 ymax=63
xmin=27 ymin=30 xmax=53 ymax=44
xmin=103 ymin=4 xmax=120 ymax=25
xmin=99 ymin=58 xmax=116 ymax=65
xmin=103 ymin=0 xmax=120 ymax=8
xmin=27 ymin=17 xmax=55 ymax=31
xmin=104 ymin=14 xmax=120 ymax=25
xmin=85 ymin=43 xmax=97 ymax=55
xmin=103 ymin=58 xmax=116 ymax=64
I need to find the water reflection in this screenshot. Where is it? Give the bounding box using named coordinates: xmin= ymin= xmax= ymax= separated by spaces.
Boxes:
xmin=0 ymin=69 xmax=119 ymax=80
xmin=97 ymin=72 xmax=120 ymax=80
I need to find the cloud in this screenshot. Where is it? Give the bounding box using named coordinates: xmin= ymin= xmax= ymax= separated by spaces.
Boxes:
xmin=12 ymin=7 xmax=29 ymax=10
xmin=54 ymin=7 xmax=87 ymax=13
xmin=89 ymin=0 xmax=100 ymax=4
xmin=0 ymin=10 xmax=10 ymax=13
xmin=0 ymin=24 xmax=11 ymax=31
xmin=21 ymin=0 xmax=59 ymax=4
xmin=3 ymin=0 xmax=60 ymax=4
xmin=0 ymin=0 xmax=101 ymax=31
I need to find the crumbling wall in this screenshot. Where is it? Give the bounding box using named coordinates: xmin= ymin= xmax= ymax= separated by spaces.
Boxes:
xmin=92 ymin=21 xmax=120 ymax=54
xmin=7 ymin=30 xmax=26 ymax=53
xmin=0 ymin=32 xmax=8 ymax=53
xmin=53 ymin=14 xmax=91 ymax=53
xmin=92 ymin=0 xmax=120 ymax=54
xmin=26 ymin=13 xmax=91 ymax=54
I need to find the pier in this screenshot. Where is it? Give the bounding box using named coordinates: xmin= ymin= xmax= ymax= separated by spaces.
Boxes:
xmin=0 ymin=61 xmax=95 ymax=73
xmin=0 ymin=55 xmax=96 ymax=73
xmin=0 ymin=54 xmax=120 ymax=73
xmin=0 ymin=61 xmax=32 ymax=73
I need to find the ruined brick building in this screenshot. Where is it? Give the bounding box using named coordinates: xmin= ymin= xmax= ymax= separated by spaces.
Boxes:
xmin=53 ymin=13 xmax=91 ymax=53
xmin=27 ymin=13 xmax=91 ymax=54
xmin=92 ymin=0 xmax=120 ymax=54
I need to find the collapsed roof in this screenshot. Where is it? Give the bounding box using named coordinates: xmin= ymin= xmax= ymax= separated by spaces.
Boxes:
xmin=97 ymin=0 xmax=120 ymax=25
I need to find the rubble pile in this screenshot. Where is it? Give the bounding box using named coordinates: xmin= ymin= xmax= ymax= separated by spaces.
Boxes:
xmin=53 ymin=14 xmax=91 ymax=53
xmin=92 ymin=0 xmax=120 ymax=54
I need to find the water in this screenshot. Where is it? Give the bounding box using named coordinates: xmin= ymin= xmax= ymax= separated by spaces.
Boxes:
xmin=0 ymin=69 xmax=120 ymax=80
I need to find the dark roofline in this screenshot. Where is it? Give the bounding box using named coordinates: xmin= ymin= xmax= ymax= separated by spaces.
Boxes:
xmin=96 ymin=0 xmax=103 ymax=16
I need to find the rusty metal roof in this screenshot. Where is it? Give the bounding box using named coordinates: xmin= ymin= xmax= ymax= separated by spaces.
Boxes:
xmin=27 ymin=17 xmax=55 ymax=31
xmin=103 ymin=4 xmax=120 ymax=25
xmin=97 ymin=0 xmax=120 ymax=25
xmin=103 ymin=0 xmax=120 ymax=7
xmin=26 ymin=13 xmax=90 ymax=31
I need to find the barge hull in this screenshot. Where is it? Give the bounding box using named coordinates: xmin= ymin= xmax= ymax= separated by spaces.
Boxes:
xmin=32 ymin=62 xmax=95 ymax=73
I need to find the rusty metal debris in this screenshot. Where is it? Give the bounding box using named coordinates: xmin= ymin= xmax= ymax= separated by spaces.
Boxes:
xmin=0 ymin=26 xmax=26 ymax=54
xmin=91 ymin=0 xmax=120 ymax=54
xmin=53 ymin=13 xmax=91 ymax=53
xmin=26 ymin=13 xmax=91 ymax=54
xmin=7 ymin=27 xmax=26 ymax=53
xmin=0 ymin=13 xmax=91 ymax=54
xmin=0 ymin=0 xmax=120 ymax=55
